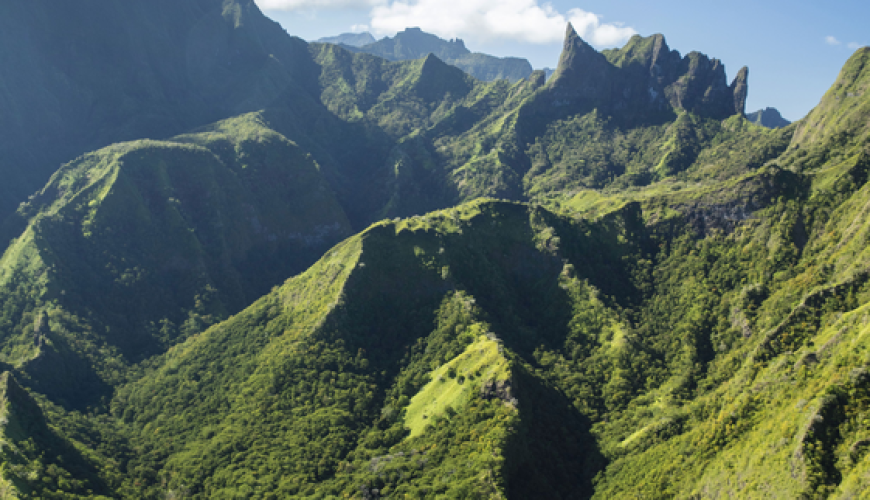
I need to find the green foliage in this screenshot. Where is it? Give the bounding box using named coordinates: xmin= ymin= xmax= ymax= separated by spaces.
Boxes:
xmin=404 ymin=332 xmax=509 ymax=437
xmin=0 ymin=114 xmax=351 ymax=408
xmin=0 ymin=373 xmax=109 ymax=499
xmin=3 ymin=6 xmax=870 ymax=498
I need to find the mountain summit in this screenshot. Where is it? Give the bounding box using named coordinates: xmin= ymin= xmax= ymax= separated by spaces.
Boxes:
xmin=316 ymin=31 xmax=377 ymax=47
xmin=546 ymin=24 xmax=748 ymax=121
xmin=340 ymin=27 xmax=534 ymax=82
xmin=746 ymin=107 xmax=791 ymax=128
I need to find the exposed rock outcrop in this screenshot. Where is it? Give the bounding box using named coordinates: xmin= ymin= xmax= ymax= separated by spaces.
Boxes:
xmin=541 ymin=24 xmax=749 ymax=122
xmin=548 ymin=24 xmax=615 ymax=106
xmin=480 ymin=379 xmax=517 ymax=407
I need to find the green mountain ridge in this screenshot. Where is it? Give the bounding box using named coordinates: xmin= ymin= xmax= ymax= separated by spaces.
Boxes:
xmin=0 ymin=113 xmax=352 ymax=408
xmin=0 ymin=0 xmax=329 ymax=222
xmin=100 ymin=46 xmax=870 ymax=498
xmin=2 ymin=0 xmax=870 ymax=497
xmin=109 ymin=198 xmax=632 ymax=498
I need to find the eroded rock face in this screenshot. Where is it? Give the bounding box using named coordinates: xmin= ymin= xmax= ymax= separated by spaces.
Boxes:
xmin=685 ymin=201 xmax=756 ymax=235
xmin=481 ymin=379 xmax=517 ymax=407
xmin=543 ymin=24 xmax=748 ymax=122
xmin=731 ymin=67 xmax=749 ymax=116
xmin=546 ymin=25 xmax=616 ymax=109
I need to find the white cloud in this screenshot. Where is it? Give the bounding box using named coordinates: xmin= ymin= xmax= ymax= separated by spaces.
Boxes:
xmin=369 ymin=0 xmax=635 ymax=46
xmin=567 ymin=8 xmax=636 ymax=46
xmin=351 ymin=24 xmax=370 ymax=33
xmin=825 ymin=36 xmax=866 ymax=50
xmin=256 ymin=0 xmax=383 ymax=10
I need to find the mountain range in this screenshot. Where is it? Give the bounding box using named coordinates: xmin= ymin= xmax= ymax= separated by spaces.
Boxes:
xmin=1 ymin=0 xmax=870 ymax=498
xmin=315 ymin=32 xmax=377 ymax=48
xmin=330 ymin=27 xmax=535 ymax=83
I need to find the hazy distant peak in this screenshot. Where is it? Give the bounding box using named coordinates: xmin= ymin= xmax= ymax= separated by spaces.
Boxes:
xmin=746 ymin=107 xmax=791 ymax=129
xmin=339 ymin=26 xmax=534 ymax=82
xmin=315 ymin=31 xmax=377 ymax=47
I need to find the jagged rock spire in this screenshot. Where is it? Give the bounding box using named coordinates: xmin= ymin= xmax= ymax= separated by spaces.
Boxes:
xmin=731 ymin=66 xmax=749 ymax=115
xmin=538 ymin=23 xmax=749 ymax=121
xmin=548 ymin=23 xmax=614 ymax=103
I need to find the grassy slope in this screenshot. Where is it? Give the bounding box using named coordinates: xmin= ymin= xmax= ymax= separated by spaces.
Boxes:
xmin=404 ymin=333 xmax=509 ymax=438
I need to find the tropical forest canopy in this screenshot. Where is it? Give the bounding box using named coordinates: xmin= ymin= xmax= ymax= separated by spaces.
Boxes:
xmin=0 ymin=0 xmax=869 ymax=498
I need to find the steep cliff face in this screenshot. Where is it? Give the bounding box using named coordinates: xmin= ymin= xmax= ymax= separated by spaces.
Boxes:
xmin=540 ymin=25 xmax=748 ymax=123
xmin=546 ymin=24 xmax=616 ymax=109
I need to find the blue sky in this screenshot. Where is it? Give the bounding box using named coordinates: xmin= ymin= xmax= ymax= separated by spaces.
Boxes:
xmin=256 ymin=0 xmax=868 ymax=121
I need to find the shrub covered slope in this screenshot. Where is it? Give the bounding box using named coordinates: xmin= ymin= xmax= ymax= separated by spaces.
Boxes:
xmin=1 ymin=0 xmax=870 ymax=497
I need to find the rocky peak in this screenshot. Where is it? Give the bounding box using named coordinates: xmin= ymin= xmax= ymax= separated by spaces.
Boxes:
xmin=553 ymin=23 xmax=610 ymax=77
xmin=548 ymin=23 xmax=614 ymax=104
xmin=544 ymin=25 xmax=749 ymax=122
xmin=376 ymin=27 xmax=470 ymax=61
xmin=664 ymin=51 xmax=742 ymax=118
xmin=410 ymin=53 xmax=474 ymax=102
xmin=731 ymin=66 xmax=749 ymax=115
xmin=609 ymin=33 xmax=680 ymax=78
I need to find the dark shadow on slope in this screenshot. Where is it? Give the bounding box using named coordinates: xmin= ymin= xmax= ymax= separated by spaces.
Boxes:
xmin=1 ymin=372 xmax=109 ymax=496
xmin=21 ymin=333 xmax=112 ymax=411
xmin=261 ymin=105 xmax=397 ymax=230
xmin=441 ymin=202 xmax=647 ymax=360
xmin=505 ymin=364 xmax=605 ymax=499
xmin=326 ymin=223 xmax=454 ymax=368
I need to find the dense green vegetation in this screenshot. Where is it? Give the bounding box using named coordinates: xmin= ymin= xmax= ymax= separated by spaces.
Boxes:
xmin=0 ymin=113 xmax=351 ymax=409
xmin=1 ymin=0 xmax=870 ymax=497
